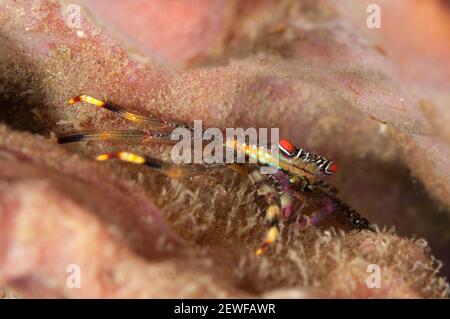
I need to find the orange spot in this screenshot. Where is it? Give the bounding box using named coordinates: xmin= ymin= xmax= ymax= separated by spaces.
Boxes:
xmin=167 ymin=168 xmax=183 ymax=179
xmin=329 ymin=163 xmax=337 ymax=173
xmin=279 ymin=139 xmax=295 ymax=154
xmin=68 ymin=96 xmax=81 ymax=105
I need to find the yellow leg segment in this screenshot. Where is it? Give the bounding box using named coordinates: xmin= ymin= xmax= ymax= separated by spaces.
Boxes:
xmin=256 ymin=204 xmax=281 ymax=256
xmin=69 ymin=95 xmax=104 ymax=107
xmin=68 ymin=94 xmax=176 ymax=128
xmin=96 ymin=152 xmax=146 ymax=164
xmin=256 ymin=224 xmax=280 ymax=256
xmin=95 ymin=151 xmax=190 ymax=180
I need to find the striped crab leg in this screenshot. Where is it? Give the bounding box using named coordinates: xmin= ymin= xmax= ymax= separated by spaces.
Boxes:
xmin=67 ymin=94 xmax=188 ymax=130
xmin=95 ymin=151 xmax=184 ymax=178
xmin=58 ymin=129 xmax=177 ymax=145
xmin=247 ymin=166 xmax=283 ymax=256
xmin=270 ymin=171 xmax=295 ymax=219
xmin=293 ymin=184 xmax=372 ymax=231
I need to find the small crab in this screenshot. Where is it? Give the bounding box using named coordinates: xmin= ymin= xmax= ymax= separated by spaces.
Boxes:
xmin=58 ymin=95 xmax=372 ymax=255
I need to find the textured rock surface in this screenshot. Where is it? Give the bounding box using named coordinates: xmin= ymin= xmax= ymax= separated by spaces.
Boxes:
xmin=0 ymin=0 xmax=449 ymax=298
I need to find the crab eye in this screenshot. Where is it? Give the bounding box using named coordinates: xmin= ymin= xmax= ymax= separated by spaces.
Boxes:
xmin=279 ymin=139 xmax=296 ymax=156
xmin=325 ymin=162 xmax=337 ymax=174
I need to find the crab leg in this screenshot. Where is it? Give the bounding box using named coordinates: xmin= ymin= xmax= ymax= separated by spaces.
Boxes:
xmin=68 ymin=94 xmax=185 ymax=130
xmin=293 ymin=186 xmax=372 ymax=230
xmin=295 ymin=196 xmax=336 ymax=229
xmin=57 ymin=129 xmax=178 ymax=144
xmin=246 ymin=166 xmax=284 ymax=256
xmin=270 ymin=171 xmax=295 ymax=219
xmin=95 ymin=151 xmax=180 ymax=176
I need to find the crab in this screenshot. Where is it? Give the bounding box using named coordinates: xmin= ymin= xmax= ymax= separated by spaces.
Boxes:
xmin=58 ymin=95 xmax=372 ymax=255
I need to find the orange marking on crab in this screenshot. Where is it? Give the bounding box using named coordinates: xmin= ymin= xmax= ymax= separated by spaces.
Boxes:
xmin=328 ymin=162 xmax=338 ymax=174
xmin=279 ymin=139 xmax=295 ymax=155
